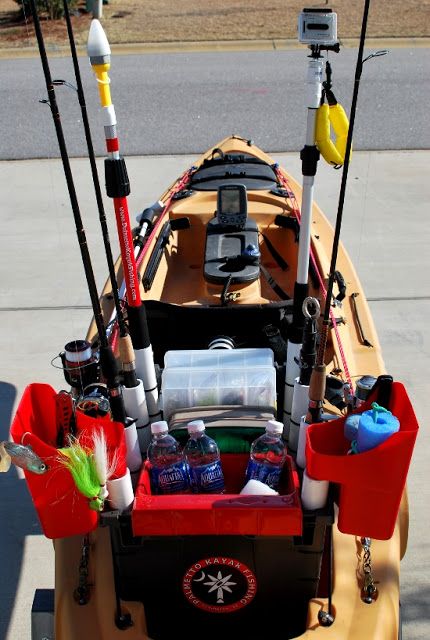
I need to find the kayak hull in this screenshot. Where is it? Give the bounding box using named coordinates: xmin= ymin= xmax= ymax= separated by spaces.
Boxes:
xmin=57 ymin=136 xmax=409 ymax=639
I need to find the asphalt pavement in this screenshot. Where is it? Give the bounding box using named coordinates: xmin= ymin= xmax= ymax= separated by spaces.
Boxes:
xmin=0 ymin=148 xmax=429 ymax=639
xmin=1 ymin=47 xmax=429 ymax=159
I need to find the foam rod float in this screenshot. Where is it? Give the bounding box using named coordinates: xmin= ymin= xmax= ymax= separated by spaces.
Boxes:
xmin=87 ymin=20 xmax=161 ymax=422
xmin=28 ymin=0 xmax=127 ymax=425
xmin=315 ymin=60 xmax=350 ymax=167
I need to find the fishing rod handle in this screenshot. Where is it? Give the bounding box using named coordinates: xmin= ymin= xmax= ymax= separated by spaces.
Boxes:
xmin=118 ymin=334 xmax=138 ymax=388
xmin=306 ymin=363 xmax=326 ymax=423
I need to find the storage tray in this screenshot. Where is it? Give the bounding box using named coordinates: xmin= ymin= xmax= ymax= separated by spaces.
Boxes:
xmin=132 ymin=453 xmax=303 ymax=537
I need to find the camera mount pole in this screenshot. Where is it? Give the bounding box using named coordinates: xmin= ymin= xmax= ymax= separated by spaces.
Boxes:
xmin=284 ymin=41 xmax=338 ymax=435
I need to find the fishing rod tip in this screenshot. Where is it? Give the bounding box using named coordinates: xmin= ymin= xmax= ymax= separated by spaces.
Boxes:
xmin=87 ymin=19 xmax=111 ymax=65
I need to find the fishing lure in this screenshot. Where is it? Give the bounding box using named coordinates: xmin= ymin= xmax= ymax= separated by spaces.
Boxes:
xmin=59 ymin=432 xmax=118 ymax=511
xmin=0 ymin=441 xmax=48 ymax=474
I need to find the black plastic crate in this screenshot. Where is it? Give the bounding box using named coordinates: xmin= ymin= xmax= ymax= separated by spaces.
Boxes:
xmin=103 ymin=507 xmax=333 ymax=640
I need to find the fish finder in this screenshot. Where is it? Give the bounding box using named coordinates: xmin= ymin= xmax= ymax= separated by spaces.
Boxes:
xmin=298 ymin=8 xmax=338 ymax=46
xmin=216 ymin=184 xmax=248 ymax=228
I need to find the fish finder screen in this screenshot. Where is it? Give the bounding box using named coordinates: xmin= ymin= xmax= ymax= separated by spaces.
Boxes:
xmin=220 ymin=189 xmax=240 ymax=214
xmin=217 ymin=184 xmax=247 ymax=227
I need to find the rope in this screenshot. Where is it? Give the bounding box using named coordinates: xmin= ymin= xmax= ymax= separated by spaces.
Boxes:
xmin=274 ymin=166 xmax=353 ymax=389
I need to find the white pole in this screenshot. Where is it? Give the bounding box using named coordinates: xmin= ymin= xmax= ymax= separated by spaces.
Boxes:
xmin=284 ymin=54 xmax=323 ymax=431
xmin=92 ymin=0 xmax=103 ymax=19
xmin=297 ymin=57 xmax=324 ymax=286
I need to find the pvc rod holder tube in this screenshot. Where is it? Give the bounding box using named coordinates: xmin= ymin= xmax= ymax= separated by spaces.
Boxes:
xmin=107 ymin=468 xmax=134 ymax=512
xmin=123 ymin=420 xmax=143 ymax=472
xmin=122 ymin=380 xmax=149 ymax=429
xmin=134 ymin=346 xmax=161 ymax=420
xmin=296 ymin=415 xmax=310 ymax=468
xmin=289 ymin=381 xmax=310 ymax=451
xmin=301 ymin=469 xmax=329 ymax=510
xmin=283 ymin=341 xmax=302 ymax=436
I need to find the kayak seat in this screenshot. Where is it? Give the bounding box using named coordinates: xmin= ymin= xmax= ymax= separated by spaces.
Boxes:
xmin=204 ymin=217 xmax=260 ymax=285
xmin=144 ymin=298 xmax=293 ymax=364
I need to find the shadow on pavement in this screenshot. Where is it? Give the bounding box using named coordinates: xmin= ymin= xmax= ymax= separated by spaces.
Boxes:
xmin=0 ymin=381 xmax=43 ymax=640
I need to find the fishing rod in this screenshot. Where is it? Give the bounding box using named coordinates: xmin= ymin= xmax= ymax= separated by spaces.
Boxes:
xmin=61 ymin=0 xmax=149 ymax=439
xmin=107 ymin=200 xmax=164 ymax=334
xmin=87 ymin=19 xmax=161 ymax=422
xmin=306 ymin=0 xmax=375 ymax=426
xmin=62 ymin=0 xmax=134 ymax=385
xmin=28 ymin=0 xmax=127 ymax=425
xmin=107 ymin=167 xmax=196 ymax=344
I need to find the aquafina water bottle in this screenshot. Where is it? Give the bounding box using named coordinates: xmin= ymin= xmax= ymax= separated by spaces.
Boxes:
xmin=184 ymin=420 xmax=225 ymax=494
xmin=147 ymin=421 xmax=189 ymax=494
xmin=245 ymin=419 xmax=287 ymax=490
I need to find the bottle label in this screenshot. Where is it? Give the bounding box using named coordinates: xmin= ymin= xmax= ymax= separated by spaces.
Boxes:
xmin=245 ymin=459 xmax=282 ymax=490
xmin=150 ymin=461 xmax=189 ymax=494
xmin=189 ymin=460 xmax=225 ymax=493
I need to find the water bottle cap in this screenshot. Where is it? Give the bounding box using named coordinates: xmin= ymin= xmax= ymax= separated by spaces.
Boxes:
xmin=151 ymin=420 xmax=169 ymax=434
xmin=266 ymin=419 xmax=283 ymax=434
xmin=187 ymin=420 xmax=205 ymax=434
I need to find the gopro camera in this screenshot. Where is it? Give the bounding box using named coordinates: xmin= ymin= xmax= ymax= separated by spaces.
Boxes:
xmin=298 ymin=8 xmax=338 ymax=46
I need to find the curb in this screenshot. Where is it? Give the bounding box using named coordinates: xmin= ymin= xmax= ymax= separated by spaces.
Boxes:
xmin=0 ymin=37 xmax=429 ymax=59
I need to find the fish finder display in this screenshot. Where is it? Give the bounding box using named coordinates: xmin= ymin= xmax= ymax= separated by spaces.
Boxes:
xmin=217 ymin=184 xmax=248 ymax=228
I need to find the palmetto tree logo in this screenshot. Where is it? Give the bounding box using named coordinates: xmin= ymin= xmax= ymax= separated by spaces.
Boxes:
xmin=182 ymin=556 xmax=257 ymax=613
xmin=202 ymin=570 xmax=236 ymax=603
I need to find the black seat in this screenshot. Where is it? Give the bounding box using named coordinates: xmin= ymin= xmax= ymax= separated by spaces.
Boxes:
xmin=204 ymin=217 xmax=260 ymax=285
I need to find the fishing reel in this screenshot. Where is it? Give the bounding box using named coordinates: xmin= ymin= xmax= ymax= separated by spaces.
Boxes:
xmin=75 ymin=383 xmax=111 ymax=419
xmin=59 ymin=340 xmax=100 ymax=394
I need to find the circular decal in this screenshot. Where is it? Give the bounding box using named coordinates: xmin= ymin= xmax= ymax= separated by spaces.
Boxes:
xmin=182 ymin=556 xmax=257 ymax=613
